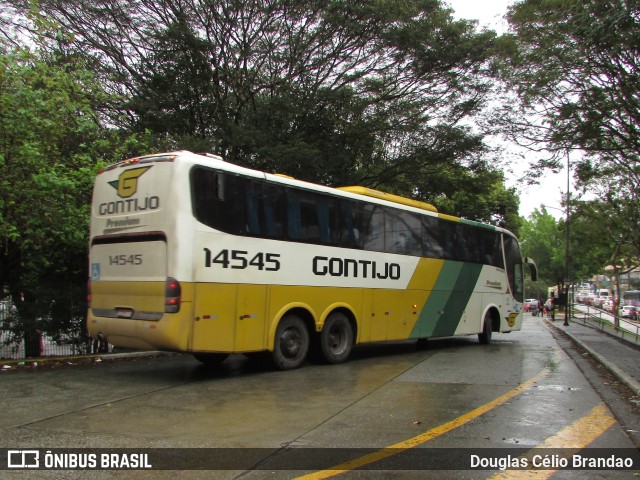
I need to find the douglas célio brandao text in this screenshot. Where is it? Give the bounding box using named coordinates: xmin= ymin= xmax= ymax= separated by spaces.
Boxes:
xmin=470 ymin=453 xmax=635 ymax=470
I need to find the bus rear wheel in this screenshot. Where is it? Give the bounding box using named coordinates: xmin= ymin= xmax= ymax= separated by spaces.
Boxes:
xmin=272 ymin=315 xmax=309 ymax=370
xmin=319 ymin=312 xmax=353 ymax=364
xmin=478 ymin=313 xmax=493 ymax=345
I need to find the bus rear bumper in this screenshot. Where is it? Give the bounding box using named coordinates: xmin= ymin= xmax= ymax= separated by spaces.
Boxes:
xmin=87 ymin=311 xmax=190 ymax=352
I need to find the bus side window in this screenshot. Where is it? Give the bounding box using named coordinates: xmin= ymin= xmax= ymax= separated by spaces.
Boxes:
xmin=421 ymin=215 xmax=443 ymax=259
xmin=191 ymin=168 xmax=216 ymax=227
xmin=481 ymin=230 xmax=503 ymax=267
xmin=287 ymin=193 xmax=302 ymax=240
xmin=385 ymin=209 xmax=421 ymax=255
xmin=340 ymin=200 xmax=363 ymax=249
xmin=217 ymin=174 xmax=247 ymax=234
xmin=463 ymin=226 xmax=480 ymax=263
xmin=286 ymin=189 xmax=339 ymax=245
xmin=261 ymin=184 xmax=285 ymax=238
xmin=191 ymin=168 xmax=245 ymax=234
xmin=454 ymin=224 xmax=468 ymax=261
xmin=314 ymin=196 xmax=340 ymax=244
xmin=246 ymin=181 xmax=284 ymax=238
xmin=440 ymin=221 xmax=457 ymax=260
xmin=361 ymin=204 xmax=385 ymax=252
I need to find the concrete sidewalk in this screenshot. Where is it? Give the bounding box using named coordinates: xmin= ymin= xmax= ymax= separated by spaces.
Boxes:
xmin=546 ymin=316 xmax=640 ymax=396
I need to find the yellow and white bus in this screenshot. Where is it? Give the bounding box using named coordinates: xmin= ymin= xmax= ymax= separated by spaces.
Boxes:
xmin=88 ymin=151 xmax=537 ymax=369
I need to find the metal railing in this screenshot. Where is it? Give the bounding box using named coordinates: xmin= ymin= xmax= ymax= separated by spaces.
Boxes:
xmin=571 ymin=303 xmax=640 ymax=344
xmin=0 ymin=296 xmax=112 ymax=362
xmin=0 ymin=333 xmax=108 ymax=360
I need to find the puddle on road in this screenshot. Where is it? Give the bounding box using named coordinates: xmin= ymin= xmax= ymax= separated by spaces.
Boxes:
xmin=533 ymin=385 xmax=582 ymax=392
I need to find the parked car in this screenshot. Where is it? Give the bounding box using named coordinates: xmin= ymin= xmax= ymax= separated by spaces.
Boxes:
xmin=593 ymin=296 xmax=609 ymax=309
xmin=621 ymin=305 xmax=638 ymax=321
xmin=576 ymin=292 xmax=591 ymax=304
xmin=585 ymin=295 xmax=599 ymax=306
xmin=524 ymin=299 xmax=540 ymax=315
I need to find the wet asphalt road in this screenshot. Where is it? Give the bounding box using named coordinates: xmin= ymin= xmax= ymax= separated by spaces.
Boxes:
xmin=1 ymin=316 xmax=637 ymax=479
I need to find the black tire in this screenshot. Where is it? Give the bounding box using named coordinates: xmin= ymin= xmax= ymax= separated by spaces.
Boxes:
xmin=272 ymin=315 xmax=310 ymax=370
xmin=478 ymin=313 xmax=493 ymax=345
xmin=318 ymin=312 xmax=353 ymax=364
xmin=193 ymin=353 xmax=229 ymax=366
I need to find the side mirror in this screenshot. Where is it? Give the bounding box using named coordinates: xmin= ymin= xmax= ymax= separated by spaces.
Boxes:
xmin=524 ymin=257 xmax=538 ymax=281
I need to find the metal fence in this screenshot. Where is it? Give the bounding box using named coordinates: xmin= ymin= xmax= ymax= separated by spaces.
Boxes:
xmin=0 ymin=295 xmax=111 ymax=361
xmin=572 ymin=304 xmax=640 ymax=344
xmin=0 ymin=334 xmax=95 ymax=360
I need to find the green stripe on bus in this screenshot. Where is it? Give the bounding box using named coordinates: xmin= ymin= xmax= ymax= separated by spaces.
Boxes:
xmin=411 ymin=262 xmax=483 ymax=338
xmin=460 ymin=218 xmax=497 ymax=231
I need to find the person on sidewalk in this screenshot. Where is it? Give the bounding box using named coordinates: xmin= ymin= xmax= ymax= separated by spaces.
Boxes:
xmin=545 ymin=294 xmax=555 ymax=321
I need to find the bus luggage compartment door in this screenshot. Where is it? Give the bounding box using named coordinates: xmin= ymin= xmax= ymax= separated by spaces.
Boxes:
xmin=191 ymin=284 xmax=267 ymax=353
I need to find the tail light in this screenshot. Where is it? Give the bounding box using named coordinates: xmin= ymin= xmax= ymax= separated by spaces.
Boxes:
xmin=165 ymin=277 xmax=181 ymax=313
xmin=87 ymin=279 xmax=92 ymax=307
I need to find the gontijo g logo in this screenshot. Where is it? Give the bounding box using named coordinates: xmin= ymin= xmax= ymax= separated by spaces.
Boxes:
xmin=99 ymin=166 xmax=160 ymax=216
xmin=108 ymin=166 xmax=152 ymax=198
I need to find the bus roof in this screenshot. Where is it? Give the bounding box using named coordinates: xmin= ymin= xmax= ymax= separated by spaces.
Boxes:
xmin=337 ymin=186 xmax=437 ymax=213
xmin=103 ymin=150 xmax=511 ymax=236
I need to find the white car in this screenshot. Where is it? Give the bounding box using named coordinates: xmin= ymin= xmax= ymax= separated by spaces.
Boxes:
xmin=621 ymin=305 xmax=638 ymax=320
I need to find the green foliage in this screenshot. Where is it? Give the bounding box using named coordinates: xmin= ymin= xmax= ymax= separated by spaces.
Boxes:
xmin=0 ymin=52 xmax=96 ymax=284
xmin=6 ymin=0 xmax=517 ymax=228
xmin=0 ymin=50 xmax=110 ymax=354
xmin=497 ymin=0 xmax=640 ymax=258
xmin=519 ymin=198 xmax=636 ymax=298
xmin=0 ymin=1 xmax=534 ymax=358
xmin=519 ymin=208 xmax=565 ymax=285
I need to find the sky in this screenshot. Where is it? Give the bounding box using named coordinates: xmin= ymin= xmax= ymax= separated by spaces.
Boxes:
xmin=445 ymin=0 xmax=570 ymax=220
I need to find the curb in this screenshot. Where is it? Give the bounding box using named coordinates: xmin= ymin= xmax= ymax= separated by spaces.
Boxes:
xmin=545 ymin=319 xmax=640 ymax=397
xmin=0 ymin=350 xmax=171 ymax=369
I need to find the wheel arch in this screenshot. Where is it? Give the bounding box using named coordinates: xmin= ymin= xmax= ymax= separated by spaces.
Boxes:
xmin=321 ymin=305 xmax=358 ymax=345
xmin=484 ymin=305 xmax=501 ymax=332
xmin=268 ymin=303 xmax=316 ymax=351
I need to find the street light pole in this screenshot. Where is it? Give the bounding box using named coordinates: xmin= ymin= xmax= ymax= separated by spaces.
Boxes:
xmin=564 ymin=151 xmax=570 ymax=327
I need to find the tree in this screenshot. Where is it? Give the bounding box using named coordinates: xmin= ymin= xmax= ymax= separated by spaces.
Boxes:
xmin=495 ymin=0 xmax=640 ymax=251
xmin=6 ymin=0 xmax=520 ymax=228
xmin=519 ymin=208 xmax=565 ymax=289
xmin=572 ymin=199 xmax=639 ymax=320
xmin=0 ymin=50 xmax=107 ymax=356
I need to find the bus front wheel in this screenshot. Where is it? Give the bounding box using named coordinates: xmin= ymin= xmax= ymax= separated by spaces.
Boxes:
xmin=319 ymin=312 xmax=353 ymax=364
xmin=272 ymin=315 xmax=310 ymax=370
xmin=478 ymin=313 xmax=493 ymax=345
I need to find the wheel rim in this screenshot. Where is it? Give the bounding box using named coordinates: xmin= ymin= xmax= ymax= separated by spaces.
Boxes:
xmin=328 ymin=324 xmax=347 ymax=354
xmin=280 ymin=326 xmax=303 ymax=359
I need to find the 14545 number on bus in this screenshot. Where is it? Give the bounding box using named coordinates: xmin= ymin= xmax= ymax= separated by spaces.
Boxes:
xmin=203 ymin=248 xmax=281 ymax=271
xmin=109 ymin=254 xmax=143 ymax=266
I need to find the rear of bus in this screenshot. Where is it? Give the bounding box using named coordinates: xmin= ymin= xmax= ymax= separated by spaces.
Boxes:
xmin=87 ymin=153 xmax=192 ymax=351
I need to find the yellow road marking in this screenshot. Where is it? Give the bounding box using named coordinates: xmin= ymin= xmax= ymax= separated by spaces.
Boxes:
xmin=294 ymin=369 xmax=549 ymax=480
xmin=488 ymin=404 xmax=617 ymax=480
